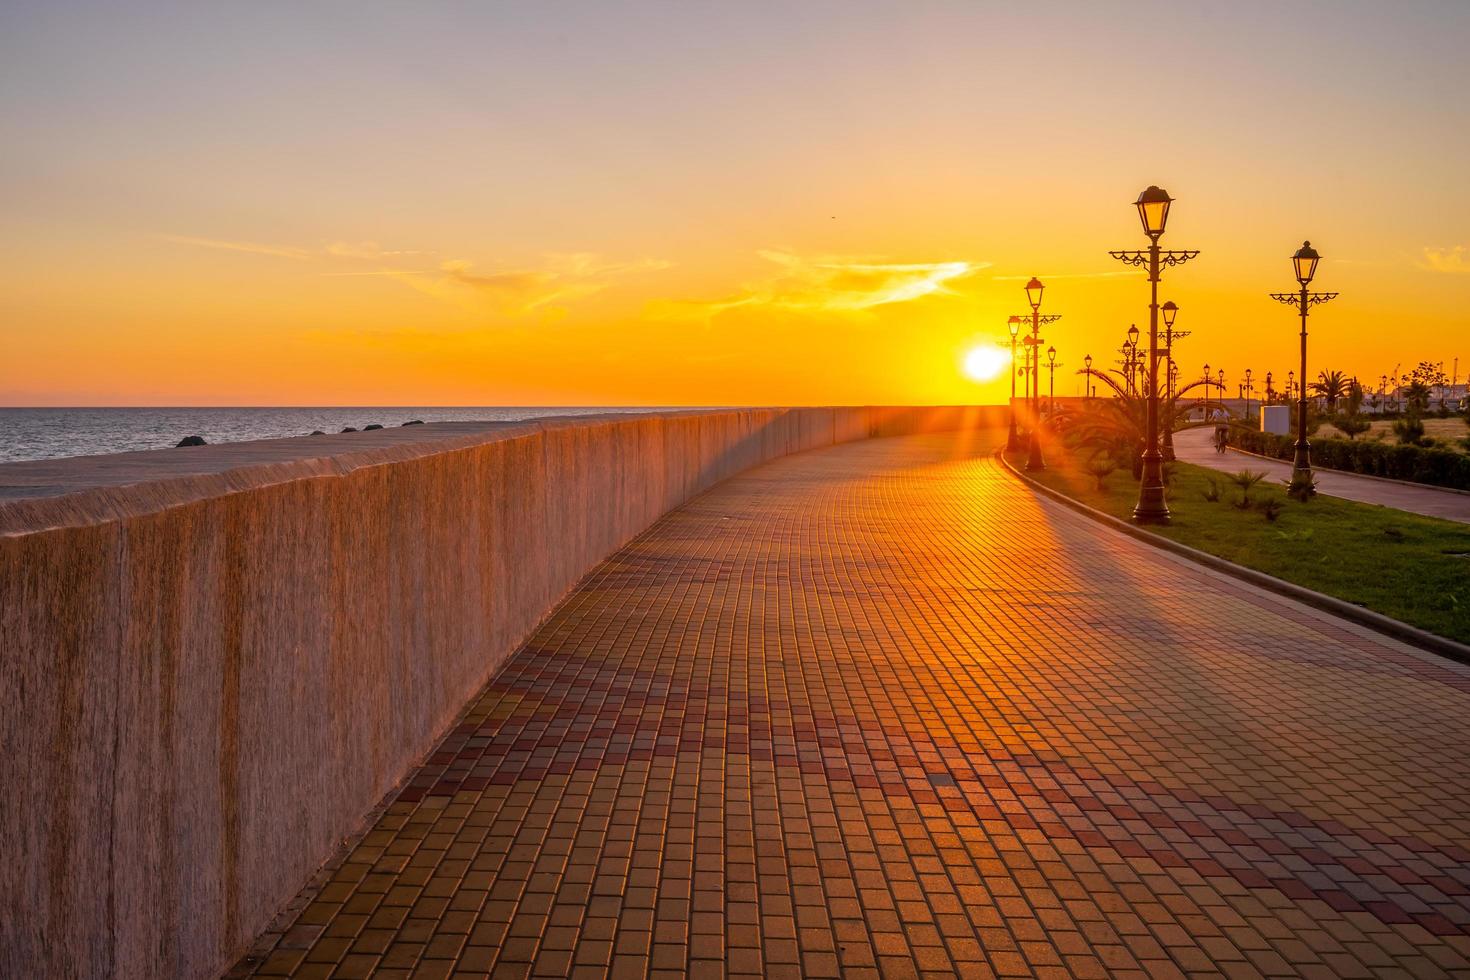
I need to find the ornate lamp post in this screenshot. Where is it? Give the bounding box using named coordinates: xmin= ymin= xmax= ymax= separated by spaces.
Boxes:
xmin=1046 ymin=345 xmax=1059 ymax=417
xmin=1110 ymin=186 xmax=1199 ymax=524
xmin=1160 ymin=301 xmax=1185 ymax=461
xmin=1126 ymin=324 xmax=1140 ymax=394
xmin=1013 ymin=277 xmax=1061 ymax=471
xmin=1244 ymin=368 xmax=1254 ymax=421
xmin=1084 ymin=353 xmax=1093 ymax=398
xmin=1006 ymin=316 xmax=1022 ymax=450
xmin=1270 ymin=241 xmax=1338 ymax=495
xmin=1203 ymin=362 xmax=1211 ymax=419
xmin=1288 ymin=369 xmax=1295 ymax=405
xmin=1266 ymin=371 xmax=1274 ymax=403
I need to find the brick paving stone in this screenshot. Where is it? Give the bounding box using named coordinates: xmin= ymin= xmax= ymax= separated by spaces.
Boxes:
xmin=236 ymin=432 xmax=1470 ymax=978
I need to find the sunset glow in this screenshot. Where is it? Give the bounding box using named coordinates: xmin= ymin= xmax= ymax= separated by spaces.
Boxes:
xmin=1 ymin=3 xmax=1466 ymax=406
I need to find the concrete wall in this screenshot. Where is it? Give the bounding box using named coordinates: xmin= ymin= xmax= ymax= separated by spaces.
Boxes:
xmin=0 ymin=406 xmax=1003 ymax=979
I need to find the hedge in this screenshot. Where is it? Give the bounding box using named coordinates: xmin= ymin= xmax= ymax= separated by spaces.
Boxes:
xmin=1230 ymin=429 xmax=1470 ymax=491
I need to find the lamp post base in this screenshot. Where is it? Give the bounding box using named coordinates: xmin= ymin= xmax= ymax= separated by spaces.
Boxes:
xmin=1289 ymin=440 xmax=1315 ymax=498
xmin=1289 ymin=465 xmax=1316 ymax=499
xmin=1161 ymin=428 xmax=1176 ymax=462
xmin=1132 ymin=486 xmax=1170 ymax=525
xmin=1025 ymin=431 xmax=1046 ymax=471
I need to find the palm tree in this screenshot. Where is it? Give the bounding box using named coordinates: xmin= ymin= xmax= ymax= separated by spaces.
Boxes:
xmin=1404 ymin=379 xmax=1432 ymax=415
xmin=1068 ymin=364 xmax=1226 ymax=475
xmin=1311 ymin=369 xmax=1349 ymax=413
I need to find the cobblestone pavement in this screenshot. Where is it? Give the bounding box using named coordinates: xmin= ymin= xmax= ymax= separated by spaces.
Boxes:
xmin=1174 ymin=427 xmax=1470 ymax=524
xmin=236 ymin=431 xmax=1470 ymax=979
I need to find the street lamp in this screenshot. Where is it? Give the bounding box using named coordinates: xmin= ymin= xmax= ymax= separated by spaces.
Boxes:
xmin=1266 ymin=370 xmax=1274 ymax=403
xmin=1013 ymin=278 xmax=1061 ymax=471
xmin=1126 ymin=324 xmax=1140 ymax=394
xmin=1270 ymin=241 xmax=1339 ymax=496
xmin=1244 ymin=368 xmax=1254 ymax=421
xmin=1159 ymin=301 xmax=1187 ymax=461
xmin=1110 ymin=186 xmax=1200 ymax=524
xmin=1084 ymin=353 xmax=1093 ymax=398
xmin=1047 ymin=345 xmax=1059 ymax=418
xmin=1006 ymin=316 xmax=1022 ymax=450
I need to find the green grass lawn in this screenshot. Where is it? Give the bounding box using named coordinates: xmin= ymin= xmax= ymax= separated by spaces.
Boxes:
xmin=1009 ymin=446 xmax=1470 ymax=644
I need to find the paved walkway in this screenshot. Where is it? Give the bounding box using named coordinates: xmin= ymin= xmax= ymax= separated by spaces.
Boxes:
xmin=1174 ymin=428 xmax=1470 ymax=524
xmin=237 ymin=432 xmax=1470 ymax=979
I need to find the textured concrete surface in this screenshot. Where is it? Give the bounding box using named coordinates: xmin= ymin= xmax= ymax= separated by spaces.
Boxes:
xmin=236 ymin=432 xmax=1470 ymax=979
xmin=1175 ymin=427 xmax=1470 ymax=524
xmin=0 ymin=407 xmax=1003 ymax=980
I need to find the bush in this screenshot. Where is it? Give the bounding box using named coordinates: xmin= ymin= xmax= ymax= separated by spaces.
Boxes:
xmin=1230 ymin=470 xmax=1267 ymax=509
xmin=1393 ymin=415 xmax=1427 ymax=446
xmin=1231 ymin=428 xmax=1470 ymax=491
xmin=1085 ymin=457 xmax=1117 ymax=492
xmin=1202 ymin=477 xmax=1221 ymax=502
xmin=1257 ymin=497 xmax=1285 ymax=522
xmin=1334 ymin=413 xmax=1372 ymax=440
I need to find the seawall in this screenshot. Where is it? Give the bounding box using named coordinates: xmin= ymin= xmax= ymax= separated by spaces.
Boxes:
xmin=0 ymin=406 xmax=1004 ymax=979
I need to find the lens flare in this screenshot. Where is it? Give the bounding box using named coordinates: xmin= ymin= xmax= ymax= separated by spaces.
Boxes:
xmin=962 ymin=344 xmax=1007 ymax=382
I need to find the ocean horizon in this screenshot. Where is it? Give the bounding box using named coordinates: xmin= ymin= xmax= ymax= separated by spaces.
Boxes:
xmin=0 ymin=406 xmax=685 ymax=464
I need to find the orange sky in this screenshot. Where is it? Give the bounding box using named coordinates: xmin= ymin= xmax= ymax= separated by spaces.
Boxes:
xmin=1 ymin=2 xmax=1466 ymax=406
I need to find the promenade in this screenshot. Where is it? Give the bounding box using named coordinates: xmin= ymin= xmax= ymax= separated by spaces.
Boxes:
xmin=237 ymin=431 xmax=1470 ymax=979
xmin=1173 ymin=428 xmax=1470 ymax=524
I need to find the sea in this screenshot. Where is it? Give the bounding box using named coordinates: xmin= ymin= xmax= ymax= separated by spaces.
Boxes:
xmin=0 ymin=407 xmax=676 ymax=464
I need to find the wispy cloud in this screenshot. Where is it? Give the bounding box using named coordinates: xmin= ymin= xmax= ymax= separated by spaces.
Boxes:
xmin=161 ymin=234 xmax=313 ymax=260
xmin=649 ymin=250 xmax=985 ymax=321
xmin=161 ymin=232 xmax=666 ymax=317
xmin=392 ymin=253 xmax=671 ymax=317
xmin=992 ymin=270 xmax=1144 ymax=281
xmin=325 ymin=241 xmax=424 ymax=260
xmin=1421 ymin=245 xmax=1468 ymax=274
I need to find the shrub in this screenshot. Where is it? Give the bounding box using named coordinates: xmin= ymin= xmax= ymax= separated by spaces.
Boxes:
xmin=1231 ymin=428 xmax=1470 ymax=491
xmin=1202 ymin=477 xmax=1221 ymax=502
xmin=1334 ymin=413 xmax=1372 ymax=440
xmin=1085 ymin=457 xmax=1117 ymax=492
xmin=1257 ymin=497 xmax=1285 ymax=522
xmin=1393 ymin=414 xmax=1427 ymax=446
xmin=1230 ymin=470 xmax=1267 ymax=508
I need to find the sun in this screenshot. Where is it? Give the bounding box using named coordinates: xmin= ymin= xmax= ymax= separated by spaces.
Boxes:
xmin=962 ymin=344 xmax=1008 ymax=382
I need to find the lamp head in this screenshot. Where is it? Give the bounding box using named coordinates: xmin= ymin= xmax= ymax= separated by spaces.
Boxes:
xmin=1084 ymin=353 xmax=1093 ymax=369
xmin=1127 ymin=324 xmax=1139 ymax=347
xmin=1007 ymin=315 xmax=1020 ymax=338
xmin=1024 ymin=277 xmax=1044 ymax=310
xmin=1135 ymin=184 xmax=1173 ymax=238
xmin=1047 ymin=346 xmax=1057 ymax=364
xmin=1160 ymin=300 xmax=1178 ymax=330
xmin=1292 ymin=240 xmax=1320 ymax=285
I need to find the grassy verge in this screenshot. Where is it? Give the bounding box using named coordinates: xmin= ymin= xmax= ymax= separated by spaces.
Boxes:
xmin=1008 ymin=446 xmax=1470 ymax=644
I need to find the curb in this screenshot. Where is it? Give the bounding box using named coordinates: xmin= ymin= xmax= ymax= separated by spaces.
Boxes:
xmin=994 ymin=449 xmax=1470 ymax=667
xmin=1221 ymin=443 xmax=1470 ymax=498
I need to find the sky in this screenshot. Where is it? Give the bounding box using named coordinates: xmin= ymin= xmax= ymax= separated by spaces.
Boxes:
xmin=1 ymin=1 xmax=1467 ymax=407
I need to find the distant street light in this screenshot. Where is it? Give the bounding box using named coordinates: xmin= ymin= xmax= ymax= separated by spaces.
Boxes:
xmin=1047 ymin=345 xmax=1059 ymax=417
xmin=1110 ymin=186 xmax=1200 ymax=524
xmin=1013 ymin=278 xmax=1061 ymax=471
xmin=1244 ymin=368 xmax=1254 ymax=421
xmin=1007 ymin=316 xmax=1022 ymax=450
xmin=1084 ymin=353 xmax=1094 ymax=398
xmin=1266 ymin=370 xmax=1274 ymax=402
xmin=1270 ymin=241 xmax=1339 ymax=496
xmin=1203 ymin=362 xmax=1211 ymax=419
xmin=1159 ymin=301 xmax=1187 ymax=461
xmin=1125 ymin=324 xmax=1140 ymax=394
